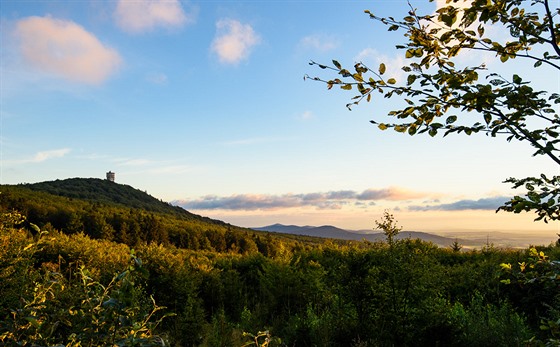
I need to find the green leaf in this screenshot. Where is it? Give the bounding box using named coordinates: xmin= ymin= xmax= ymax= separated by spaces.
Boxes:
xmin=379 ymin=63 xmax=386 ymax=75
xmin=408 ymin=125 xmax=417 ymax=135
xmin=446 ymin=115 xmax=457 ymax=124
xmin=512 ymin=74 xmax=522 ymax=84
xmin=25 ymin=317 xmax=40 ymax=328
xmin=407 ymin=74 xmax=417 ymax=86
xmin=477 ymin=25 xmax=485 ymax=37
xmin=429 ymin=128 xmax=438 ymax=137
xmin=403 ymin=16 xmax=415 ymax=23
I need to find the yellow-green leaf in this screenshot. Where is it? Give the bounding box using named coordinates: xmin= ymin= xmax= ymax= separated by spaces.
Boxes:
xmin=379 ymin=63 xmax=386 ymax=75
xmin=387 ymin=78 xmax=397 ymax=85
xmin=353 ymin=73 xmax=364 ymax=82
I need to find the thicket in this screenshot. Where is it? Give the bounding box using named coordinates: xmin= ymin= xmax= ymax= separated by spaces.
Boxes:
xmin=1 ymin=209 xmax=559 ymax=346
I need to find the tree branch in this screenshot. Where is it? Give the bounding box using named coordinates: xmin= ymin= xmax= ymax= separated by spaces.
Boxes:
xmin=544 ymin=0 xmax=560 ymax=57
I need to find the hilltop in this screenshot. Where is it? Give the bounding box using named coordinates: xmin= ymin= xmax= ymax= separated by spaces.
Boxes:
xmin=21 ymin=178 xmax=199 ymax=217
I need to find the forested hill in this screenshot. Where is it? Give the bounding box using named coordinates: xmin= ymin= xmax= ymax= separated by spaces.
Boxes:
xmin=12 ymin=178 xmax=231 ymax=225
xmin=0 ymin=178 xmax=326 ymax=254
xmin=21 ymin=178 xmax=192 ymax=216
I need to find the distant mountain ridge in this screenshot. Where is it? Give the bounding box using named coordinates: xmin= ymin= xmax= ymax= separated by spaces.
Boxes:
xmin=254 ymin=224 xmax=458 ymax=247
xmin=255 ymin=224 xmax=558 ymax=248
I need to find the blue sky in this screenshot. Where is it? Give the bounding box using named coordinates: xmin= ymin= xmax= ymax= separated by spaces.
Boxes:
xmin=1 ymin=0 xmax=559 ymax=237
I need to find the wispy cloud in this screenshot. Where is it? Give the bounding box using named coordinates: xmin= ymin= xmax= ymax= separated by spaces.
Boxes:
xmin=408 ymin=196 xmax=510 ymax=211
xmin=211 ymin=19 xmax=261 ymax=65
xmin=173 ymin=187 xmax=431 ymax=211
xmin=8 ymin=148 xmax=72 ymax=165
xmin=299 ymin=34 xmax=339 ymax=52
xmin=357 ymin=187 xmax=427 ymax=201
xmin=114 ymin=0 xmax=196 ymax=34
xmin=14 ymin=16 xmax=121 ymax=85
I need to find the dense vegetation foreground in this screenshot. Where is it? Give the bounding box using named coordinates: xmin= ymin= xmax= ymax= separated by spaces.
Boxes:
xmin=1 ymin=181 xmax=559 ymax=346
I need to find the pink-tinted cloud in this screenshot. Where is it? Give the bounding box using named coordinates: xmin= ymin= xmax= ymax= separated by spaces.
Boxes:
xmin=14 ymin=16 xmax=121 ymax=85
xmin=114 ymin=0 xmax=195 ymax=34
xmin=211 ymin=19 xmax=261 ymax=65
xmin=356 ymin=187 xmax=427 ymax=201
xmin=173 ymin=187 xmax=431 ymax=211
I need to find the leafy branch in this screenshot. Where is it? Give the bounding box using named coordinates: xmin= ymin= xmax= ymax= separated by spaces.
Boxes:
xmin=307 ymin=0 xmax=560 ymax=222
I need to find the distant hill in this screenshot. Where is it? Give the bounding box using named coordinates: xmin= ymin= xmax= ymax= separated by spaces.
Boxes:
xmin=254 ymin=224 xmax=459 ymax=247
xmin=255 ymin=224 xmax=559 ymax=248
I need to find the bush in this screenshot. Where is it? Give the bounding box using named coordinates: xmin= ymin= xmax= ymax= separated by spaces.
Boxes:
xmin=449 ymin=293 xmax=531 ymax=347
xmin=0 ymin=216 xmax=173 ymax=346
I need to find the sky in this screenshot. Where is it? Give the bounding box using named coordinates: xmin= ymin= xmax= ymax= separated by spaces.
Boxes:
xmin=1 ymin=0 xmax=559 ymax=238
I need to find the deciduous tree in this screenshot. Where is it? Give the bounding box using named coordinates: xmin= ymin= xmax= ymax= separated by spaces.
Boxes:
xmin=308 ymin=0 xmax=560 ymax=223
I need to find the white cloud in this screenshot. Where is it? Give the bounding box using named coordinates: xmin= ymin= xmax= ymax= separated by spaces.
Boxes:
xmin=14 ymin=16 xmax=121 ymax=85
xmin=299 ymin=34 xmax=339 ymax=52
xmin=33 ymin=148 xmax=71 ymax=162
xmin=211 ymin=19 xmax=261 ymax=65
xmin=114 ymin=0 xmax=195 ymax=34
